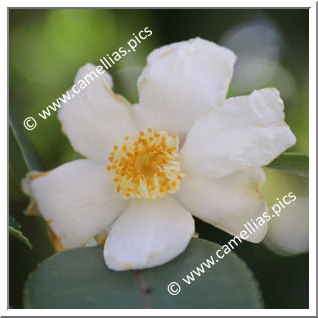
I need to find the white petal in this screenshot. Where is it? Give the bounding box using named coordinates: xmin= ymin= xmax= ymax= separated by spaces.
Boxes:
xmin=30 ymin=159 xmax=127 ymax=248
xmin=58 ymin=63 xmax=137 ymax=163
xmin=133 ymin=38 xmax=236 ymax=141
xmin=180 ymin=88 xmax=296 ymax=179
xmin=264 ymin=197 xmax=309 ymax=255
xmin=175 ymin=168 xmax=267 ymax=243
xmin=104 ymin=196 xmax=194 ymax=270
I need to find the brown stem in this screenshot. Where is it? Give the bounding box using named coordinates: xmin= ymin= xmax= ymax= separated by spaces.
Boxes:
xmin=134 ymin=270 xmax=151 ymax=309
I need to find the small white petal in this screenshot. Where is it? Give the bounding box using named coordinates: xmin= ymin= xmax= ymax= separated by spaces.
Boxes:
xmin=58 ymin=63 xmax=137 ymax=163
xmin=30 ymin=159 xmax=127 ymax=248
xmin=264 ymin=197 xmax=309 ymax=255
xmin=104 ymin=196 xmax=194 ymax=271
xmin=180 ymin=88 xmax=296 ymax=179
xmin=175 ymin=168 xmax=268 ymax=243
xmin=133 ymin=38 xmax=236 ymax=141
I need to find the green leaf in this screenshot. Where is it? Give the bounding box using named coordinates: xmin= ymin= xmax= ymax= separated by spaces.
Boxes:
xmin=9 ymin=117 xmax=44 ymax=171
xmin=266 ymin=152 xmax=309 ymax=177
xmin=9 ymin=216 xmax=32 ymax=249
xmin=9 ymin=215 xmax=20 ymax=229
xmin=24 ymin=238 xmax=262 ymax=309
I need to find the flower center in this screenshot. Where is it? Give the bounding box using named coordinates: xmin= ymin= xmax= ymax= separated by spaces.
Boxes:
xmin=107 ymin=128 xmax=185 ymax=199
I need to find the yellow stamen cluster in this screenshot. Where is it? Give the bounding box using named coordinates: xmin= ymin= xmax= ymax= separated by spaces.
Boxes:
xmin=107 ymin=128 xmax=185 ymax=199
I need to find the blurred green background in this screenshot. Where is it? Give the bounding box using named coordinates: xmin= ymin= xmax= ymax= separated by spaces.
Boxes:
xmin=9 ymin=9 xmax=309 ymax=309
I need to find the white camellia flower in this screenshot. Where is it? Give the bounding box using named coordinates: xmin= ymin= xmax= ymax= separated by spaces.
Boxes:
xmin=28 ymin=38 xmax=296 ymax=271
xmin=264 ymin=197 xmax=309 ymax=256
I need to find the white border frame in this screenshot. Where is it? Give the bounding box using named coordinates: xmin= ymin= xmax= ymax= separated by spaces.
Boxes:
xmin=3 ymin=1 xmax=316 ymax=316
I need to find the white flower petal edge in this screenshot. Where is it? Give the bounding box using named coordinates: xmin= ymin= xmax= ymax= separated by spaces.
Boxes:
xmin=30 ymin=159 xmax=128 ymax=248
xmin=175 ymin=167 xmax=267 ymax=243
xmin=58 ymin=63 xmax=137 ymax=163
xmin=264 ymin=197 xmax=309 ymax=255
xmin=180 ymin=88 xmax=297 ymax=179
xmin=104 ymin=196 xmax=194 ymax=271
xmin=132 ymin=37 xmax=236 ymax=142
